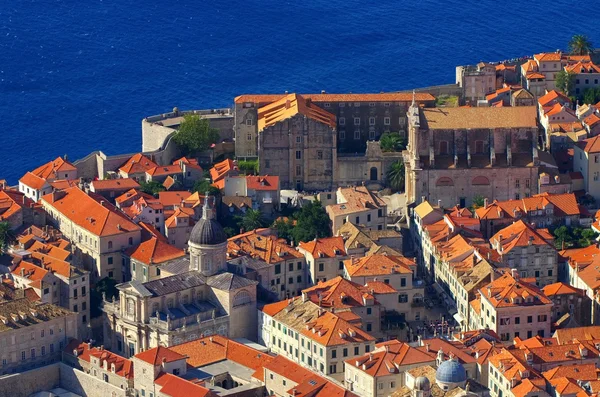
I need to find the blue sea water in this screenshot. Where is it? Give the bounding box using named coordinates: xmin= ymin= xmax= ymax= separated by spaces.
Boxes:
xmin=1 ymin=0 xmax=599 ymax=183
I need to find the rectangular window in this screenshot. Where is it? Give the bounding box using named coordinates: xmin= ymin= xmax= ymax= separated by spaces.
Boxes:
xmin=343 ymin=348 xmax=348 ymax=357
xmin=108 ymin=257 xmax=113 ymax=265
xmin=354 ymin=130 xmax=360 ymax=140
xmin=384 ymin=117 xmax=390 ymax=125
xmin=340 ymin=130 xmax=345 ymax=140
xmin=297 ymin=262 xmax=302 ymax=270
xmin=525 ymin=179 xmax=530 ymax=188
xmin=369 ymin=129 xmax=375 ymax=139
xmin=527 ymin=316 xmax=533 ymax=323
xmin=318 ymin=263 xmax=324 ymax=272
xmin=515 ymin=179 xmax=520 ymax=188
xmin=354 ymin=117 xmax=360 ymax=126
xmin=265 ymin=160 xmax=270 ymax=168
xmin=288 ymin=263 xmax=293 ymax=272
xmin=354 ymin=346 xmax=359 ymax=355
xmin=369 ymin=117 xmax=375 ymax=126
xmin=401 ymin=278 xmax=406 ymax=287
xmin=288 ymin=277 xmax=293 ymax=285
xmin=332 ymin=350 xmax=337 ymax=358
xmin=317 ymin=150 xmax=323 ymax=160
xmin=296 ymin=136 xmax=301 ymax=143
xmin=295 ymin=150 xmax=301 ymax=160
xmin=297 ymin=275 xmax=302 ymax=283
xmin=339 ymin=117 xmax=345 ymax=126
xmin=339 ymin=261 xmax=344 ymax=270
xmin=275 ymin=264 xmax=281 ymax=274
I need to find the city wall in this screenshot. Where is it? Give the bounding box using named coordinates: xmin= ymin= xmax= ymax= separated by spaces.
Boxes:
xmin=0 ymin=363 xmax=60 ymax=397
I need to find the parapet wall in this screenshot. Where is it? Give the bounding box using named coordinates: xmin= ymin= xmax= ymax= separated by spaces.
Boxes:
xmin=0 ymin=363 xmax=60 ymax=397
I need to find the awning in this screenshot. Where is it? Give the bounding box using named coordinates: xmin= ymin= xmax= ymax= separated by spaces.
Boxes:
xmin=453 ymin=312 xmax=464 ymax=324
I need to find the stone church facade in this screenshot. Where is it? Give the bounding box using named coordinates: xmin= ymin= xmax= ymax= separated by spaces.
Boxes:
xmin=403 ymin=102 xmax=541 ymax=209
xmin=102 ymin=198 xmax=258 ymax=357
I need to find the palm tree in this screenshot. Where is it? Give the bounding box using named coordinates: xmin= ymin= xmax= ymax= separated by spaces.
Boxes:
xmin=380 ymin=132 xmax=407 ymax=152
xmin=240 ymin=209 xmax=264 ymax=232
xmin=386 ymin=161 xmax=405 ymax=192
xmin=569 ymin=35 xmax=593 ymax=55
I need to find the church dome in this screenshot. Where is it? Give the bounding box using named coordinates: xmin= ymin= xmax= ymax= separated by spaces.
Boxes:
xmin=189 ymin=195 xmax=227 ymax=246
xmin=415 ymin=376 xmax=431 ymax=391
xmin=189 ymin=217 xmax=227 ymax=246
xmin=436 ymin=359 xmax=467 ymax=384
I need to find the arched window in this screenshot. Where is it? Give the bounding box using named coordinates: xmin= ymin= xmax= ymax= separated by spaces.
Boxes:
xmin=217 ymin=325 xmax=227 ymax=336
xmin=472 ymin=176 xmax=490 ymax=185
xmin=108 ymin=241 xmax=113 ymax=249
xmin=233 ymin=290 xmax=252 ymax=307
xmin=126 ymin=299 xmax=135 ymax=315
xmin=436 ymin=177 xmax=454 ymax=187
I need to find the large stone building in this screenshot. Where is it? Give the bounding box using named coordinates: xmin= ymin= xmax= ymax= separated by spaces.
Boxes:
xmin=102 ymin=199 xmax=258 ymax=357
xmin=235 ymin=92 xmax=436 ymax=159
xmin=404 ymin=101 xmax=541 ymax=209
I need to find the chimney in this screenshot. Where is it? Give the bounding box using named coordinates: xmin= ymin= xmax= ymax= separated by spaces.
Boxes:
xmin=426 ymin=343 xmax=430 ymax=352
xmin=437 ymin=199 xmax=442 ymax=209
xmin=100 ymin=200 xmax=105 ymax=207
xmin=20 ymin=268 xmax=24 ymax=277
xmin=285 ymin=100 xmax=291 ymax=109
xmin=421 ymin=196 xmax=426 ymax=204
xmin=484 ymin=198 xmax=488 ymax=209
xmin=511 ymin=268 xmax=518 ymax=279
xmin=487 ymin=285 xmax=492 ymax=297
xmin=321 ymin=90 xmax=326 ymax=94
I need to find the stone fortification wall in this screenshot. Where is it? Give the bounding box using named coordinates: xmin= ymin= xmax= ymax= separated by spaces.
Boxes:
xmin=142 ymin=108 xmax=234 ymax=152
xmin=400 ymin=83 xmax=462 ymax=98
xmin=0 ymin=363 xmax=60 ymax=397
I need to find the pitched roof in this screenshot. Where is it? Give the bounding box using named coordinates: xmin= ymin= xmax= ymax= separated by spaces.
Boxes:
xmin=565 ymin=61 xmax=600 ymax=74
xmin=344 ymin=341 xmax=436 ymax=377
xmin=65 ymin=341 xmax=133 ymax=379
xmin=134 ymin=346 xmax=186 ymax=365
xmin=554 ymin=326 xmax=600 ymax=344
xmin=542 ymin=282 xmax=586 ymax=297
xmin=227 ymin=230 xmax=303 ymax=264
xmin=158 ymin=191 xmax=193 ymax=207
xmin=298 ymin=236 xmax=346 ymax=258
xmin=19 ymin=172 xmax=49 ymax=190
xmin=126 ymin=237 xmax=185 ymax=265
xmin=490 ymin=220 xmax=554 ymax=253
xmin=118 ymin=153 xmax=158 ymax=175
xmin=245 ymin=175 xmax=279 ymax=191
xmin=476 ymin=193 xmax=581 ymax=220
xmin=301 ymin=276 xmax=383 ymax=310
xmin=41 ymin=187 xmax=140 ymax=237
xmin=235 ymin=92 xmax=435 ymax=104
xmin=534 ymin=52 xmax=562 ymax=62
xmin=154 ymin=372 xmax=213 ymax=397
xmin=258 ymin=93 xmax=336 ymax=130
xmin=210 ymin=159 xmax=238 ymax=183
xmin=328 ymin=186 xmax=386 ymax=216
xmin=90 ymin=178 xmax=140 ymax=192
xmin=0 ymin=190 xmax=31 ymax=222
xmin=31 ymin=157 xmax=77 ymax=180
xmin=538 ymin=90 xmax=571 ymax=107
xmin=344 ymin=254 xmax=415 ymax=277
xmin=168 ymin=335 xmax=273 ymax=381
xmin=478 ymin=271 xmax=552 ymax=308
xmin=421 ymin=106 xmax=538 ymax=129
xmin=576 ymin=135 xmax=600 ymax=153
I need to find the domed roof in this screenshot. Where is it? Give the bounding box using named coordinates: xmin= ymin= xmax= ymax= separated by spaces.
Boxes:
xmin=436 ymin=359 xmax=467 ymax=384
xmin=189 ymin=217 xmax=227 ymax=246
xmin=415 ymin=376 xmax=431 ymax=391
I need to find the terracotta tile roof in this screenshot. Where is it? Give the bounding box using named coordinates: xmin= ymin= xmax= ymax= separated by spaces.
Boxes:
xmin=262 ymin=354 xmax=359 ymax=397
xmin=91 ymin=178 xmax=140 ymax=192
xmin=413 ymin=201 xmax=441 ymax=220
xmin=554 ymin=326 xmax=600 ymax=344
xmin=344 ymin=254 xmax=415 ymax=277
xmin=526 ymin=72 xmax=546 ymax=80
xmin=534 ymin=52 xmax=562 ymax=62
xmin=258 ymin=93 xmax=336 ymax=130
xmin=115 ymin=189 xmax=155 ymax=207
xmin=365 ymin=281 xmax=397 ymax=294
xmin=261 ymin=298 xmax=290 ymax=317
xmin=345 ymin=341 xmax=435 ymax=377
xmin=565 ymin=61 xmax=600 ymax=74
xmin=146 ymin=164 xmax=182 ymax=177
xmin=158 ymin=191 xmax=193 ymax=207
xmin=545 ymin=102 xmax=575 ymax=117
xmin=422 ymin=106 xmax=537 ymax=129
xmin=120 ymin=195 xmax=163 ymax=220
xmin=31 ymin=157 xmax=77 ymax=180
xmin=11 ymin=260 xmax=49 ymax=282
xmin=298 ymin=236 xmax=346 ymax=258
xmin=222 ymin=196 xmax=252 ymax=211
xmin=134 ymin=346 xmax=186 ymax=365
xmin=417 ymin=338 xmax=476 ymax=364
xmin=513 ymin=335 xmax=558 ymax=349
xmin=118 ymin=153 xmax=158 ymax=175
xmin=542 ymin=282 xmax=586 ymax=297
xmin=169 ymin=335 xmax=273 ymax=381
xmin=478 ymin=271 xmax=552 ymax=308
xmin=263 ymin=298 xmax=375 ymax=347
xmin=172 ymin=156 xmax=203 ymax=172
xmin=227 ymin=230 xmax=303 ymax=264
xmin=236 ymin=92 xmax=435 ymax=105
xmin=164 ymin=207 xmax=194 ymax=229
xmin=538 ymin=90 xmax=571 ymax=107
xmin=490 ymin=220 xmax=554 ymax=253
xmin=0 ymin=190 xmax=29 ymax=222
xmin=41 ymin=187 xmax=140 ymax=237
xmin=584 ymin=112 xmax=600 ymax=127
xmin=301 ymin=276 xmax=382 ymax=310
xmin=488 ymin=348 xmax=545 ymax=393
xmin=126 ymin=236 xmax=185 ymax=265
xmin=28 ymin=240 xmax=70 ymax=261
xmin=19 ymin=172 xmax=49 ymax=190
xmin=65 ymin=340 xmax=133 ymax=379
xmin=476 ymin=193 xmax=580 ymax=220
xmin=48 ymin=179 xmax=78 ymax=190
xmin=155 ymin=372 xmax=213 ymax=397
xmin=245 ymin=175 xmax=279 ymax=191
xmin=543 ymin=363 xmax=600 ymax=381
xmin=210 ymin=159 xmax=238 ymax=183
xmin=521 ymin=59 xmax=538 ymax=73
xmin=328 ymin=186 xmax=386 ymax=216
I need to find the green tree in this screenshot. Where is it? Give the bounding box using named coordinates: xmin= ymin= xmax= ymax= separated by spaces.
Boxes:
xmin=556 ymin=70 xmax=577 ymax=97
xmin=192 ymin=179 xmax=221 ymax=197
xmin=582 ymin=87 xmax=600 ymax=105
xmin=472 ymin=195 xmax=485 ymax=210
xmin=172 ymin=114 xmax=220 ymax=155
xmin=386 ymin=161 xmax=405 ymax=192
xmin=241 ymin=209 xmax=265 ymax=231
xmin=380 ymin=132 xmax=407 ymax=152
xmin=272 ymin=218 xmax=294 ymax=242
xmin=0 ymin=222 xmax=12 ymax=252
xmin=290 ymin=200 xmax=331 ymax=243
xmin=553 ymin=225 xmax=573 ymax=248
xmin=90 ymin=277 xmax=118 ymax=317
xmin=238 ymin=159 xmax=259 ymax=175
xmin=569 ymin=34 xmax=594 ymax=55
xmin=139 ymin=180 xmax=165 ymax=197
